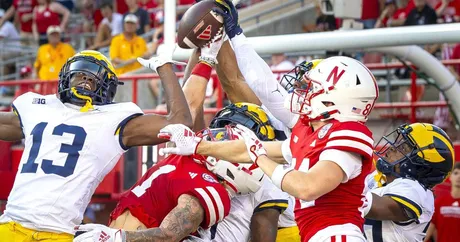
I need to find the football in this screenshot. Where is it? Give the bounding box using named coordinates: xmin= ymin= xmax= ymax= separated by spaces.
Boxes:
xmin=177 ymin=0 xmax=224 ymax=49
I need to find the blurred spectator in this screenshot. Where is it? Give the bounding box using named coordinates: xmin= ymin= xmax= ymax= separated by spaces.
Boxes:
xmin=0 ymin=9 xmax=20 ymax=52
xmin=405 ymin=0 xmax=439 ymax=56
xmin=424 ymin=162 xmax=460 ymax=242
xmin=387 ymin=0 xmax=415 ymax=27
xmin=55 ymin=0 xmax=73 ymax=11
xmin=138 ymin=0 xmax=157 ymax=28
xmin=0 ymin=0 xmax=38 ymax=46
xmin=0 ymin=1 xmax=14 ymax=10
xmin=360 ymin=0 xmax=381 ymax=29
xmin=13 ymin=65 xmax=37 ymax=99
xmin=178 ymin=0 xmax=195 ymax=4
xmin=404 ymin=0 xmax=438 ymax=26
xmin=448 ymin=42 xmax=460 ymax=79
xmin=81 ymin=0 xmax=96 ymax=47
xmin=0 ymin=8 xmax=20 ymax=83
xmin=303 ymin=1 xmax=337 ymax=32
xmin=89 ymin=1 xmax=123 ymax=50
xmin=375 ymin=0 xmax=398 ymax=27
xmin=270 ymin=53 xmax=294 ymax=83
xmin=150 ymin=10 xmax=164 ymax=55
xmin=109 ymin=14 xmax=149 ymax=75
xmin=34 ymin=25 xmax=75 ymax=81
xmin=20 ymin=65 xmax=32 ymax=78
xmin=32 ymin=0 xmax=70 ymax=45
xmin=123 ymin=0 xmax=150 ymax=36
xmin=138 ymin=0 xmax=157 ymax=10
xmin=435 ymin=0 xmax=460 ymax=23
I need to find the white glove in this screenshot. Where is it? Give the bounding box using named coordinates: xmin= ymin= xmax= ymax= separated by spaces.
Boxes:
xmin=200 ymin=30 xmax=226 ymax=65
xmin=137 ymin=43 xmax=186 ymax=72
xmin=73 ymin=224 xmax=125 ymax=242
xmin=158 ymin=124 xmax=203 ymax=156
xmin=233 ymin=124 xmax=267 ymax=165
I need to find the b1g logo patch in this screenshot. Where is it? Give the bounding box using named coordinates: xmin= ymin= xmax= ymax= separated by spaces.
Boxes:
xmin=202 ymin=173 xmax=218 ymax=183
xmin=318 ymin=123 xmax=333 ymax=139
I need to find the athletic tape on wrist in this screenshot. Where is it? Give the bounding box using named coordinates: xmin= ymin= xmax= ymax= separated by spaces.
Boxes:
xmin=271 ymin=164 xmax=294 ymax=190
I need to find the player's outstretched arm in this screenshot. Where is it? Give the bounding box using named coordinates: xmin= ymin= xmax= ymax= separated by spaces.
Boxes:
xmin=182 ymin=31 xmax=226 ymax=131
xmin=250 ymin=209 xmax=280 ymax=242
xmin=182 ymin=49 xmax=206 ymax=131
xmin=158 ymin=124 xmax=285 ymax=163
xmin=215 ymin=40 xmax=262 ymax=105
xmin=234 ymin=124 xmax=345 ymax=201
xmin=125 ymin=194 xmax=204 ymax=242
xmin=0 ymin=112 xmax=23 ymax=141
xmin=214 ymin=0 xmax=298 ymax=129
xmin=122 ymin=52 xmax=193 ymax=147
xmin=197 ymin=139 xmax=285 ymax=163
xmin=74 ymin=195 xmax=204 ymax=242
xmin=364 ymin=193 xmax=416 ymax=222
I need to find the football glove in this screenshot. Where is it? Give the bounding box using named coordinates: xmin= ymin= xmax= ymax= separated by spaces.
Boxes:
xmin=158 ymin=124 xmax=203 ymax=156
xmin=200 ymin=30 xmax=226 ymax=65
xmin=74 ymin=224 xmax=125 ymax=242
xmin=234 ymin=124 xmax=267 ymax=165
xmin=213 ymin=0 xmax=243 ymax=39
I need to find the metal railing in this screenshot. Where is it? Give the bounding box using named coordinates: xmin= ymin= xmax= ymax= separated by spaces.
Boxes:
xmin=2 ymin=59 xmax=458 ymax=117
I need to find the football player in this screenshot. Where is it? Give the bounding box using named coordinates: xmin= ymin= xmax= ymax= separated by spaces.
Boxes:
xmin=74 ymin=31 xmax=294 ymax=242
xmin=363 ymin=123 xmax=455 ymax=242
xmin=160 ymin=0 xmax=380 ymax=241
xmin=0 ymin=49 xmax=192 ymax=241
xmin=211 ymin=43 xmax=300 ymax=242
xmin=188 ymin=32 xmax=298 ymax=242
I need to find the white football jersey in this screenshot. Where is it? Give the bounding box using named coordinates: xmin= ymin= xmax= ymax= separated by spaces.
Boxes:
xmin=0 ymin=92 xmax=143 ymax=234
xmin=364 ymin=176 xmax=434 ymax=242
xmin=194 ymin=176 xmax=296 ymax=242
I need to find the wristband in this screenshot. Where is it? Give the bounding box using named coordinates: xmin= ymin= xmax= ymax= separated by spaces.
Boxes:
xmin=271 ymin=164 xmax=294 ymax=190
xmin=191 ymin=62 xmax=213 ymax=80
xmin=199 ymin=56 xmax=218 ymax=66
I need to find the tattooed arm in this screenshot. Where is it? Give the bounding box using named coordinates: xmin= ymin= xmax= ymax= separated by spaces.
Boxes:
xmin=125 ymin=194 xmax=205 ymax=242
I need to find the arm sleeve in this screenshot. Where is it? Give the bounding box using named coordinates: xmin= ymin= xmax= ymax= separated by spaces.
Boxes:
xmin=230 ymin=34 xmax=299 ymax=129
xmin=319 ymin=149 xmax=362 ymax=183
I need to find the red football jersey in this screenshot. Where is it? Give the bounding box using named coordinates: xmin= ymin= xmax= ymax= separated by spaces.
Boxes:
xmin=109 ymin=155 xmax=231 ymax=229
xmin=289 ymin=119 xmax=374 ymax=241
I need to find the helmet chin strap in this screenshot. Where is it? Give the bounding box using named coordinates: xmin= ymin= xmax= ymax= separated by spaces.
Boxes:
xmin=71 ymin=87 xmax=94 ymax=112
xmin=374 ymin=171 xmax=387 ymax=187
xmin=300 ymin=109 xmax=339 ymax=125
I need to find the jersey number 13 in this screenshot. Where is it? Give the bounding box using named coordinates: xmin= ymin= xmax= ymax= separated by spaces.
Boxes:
xmin=21 ymin=122 xmax=87 ymax=178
